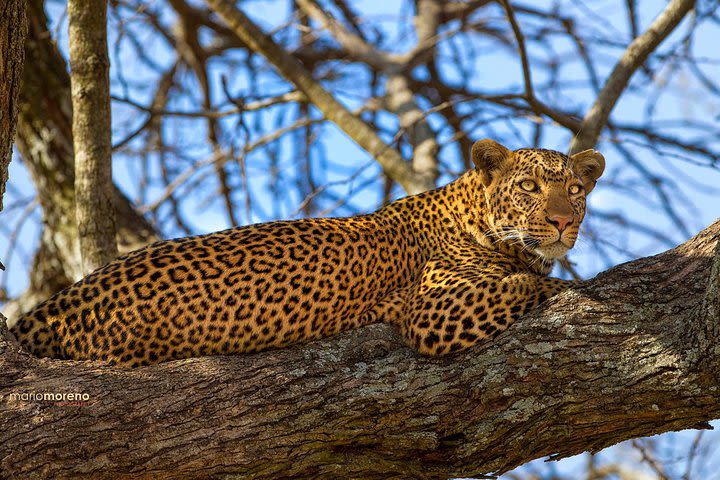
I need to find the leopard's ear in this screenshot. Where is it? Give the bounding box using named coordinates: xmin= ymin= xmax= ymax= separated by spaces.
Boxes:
xmin=471 ymin=139 xmax=512 ymax=186
xmin=569 ymin=149 xmax=605 ymax=194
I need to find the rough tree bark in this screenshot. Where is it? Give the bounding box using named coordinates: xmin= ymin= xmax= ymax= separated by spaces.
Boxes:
xmin=0 ymin=0 xmax=27 ymax=210
xmin=68 ymin=0 xmax=118 ymax=273
xmin=1 ymin=219 xmax=719 ymax=479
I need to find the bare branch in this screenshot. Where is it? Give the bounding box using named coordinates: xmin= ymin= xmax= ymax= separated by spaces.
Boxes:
xmin=295 ymin=0 xmax=398 ymax=70
xmin=569 ymin=0 xmax=695 ymax=153
xmin=7 ymin=0 xmax=158 ymax=318
xmin=69 ymin=0 xmax=119 ymax=272
xmin=386 ymin=74 xmax=439 ymax=186
xmin=206 ymin=0 xmax=433 ymax=194
xmin=499 ymin=0 xmax=582 ymax=130
xmin=112 ymin=91 xmax=306 ymax=120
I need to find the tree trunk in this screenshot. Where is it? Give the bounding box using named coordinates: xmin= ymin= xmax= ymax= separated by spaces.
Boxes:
xmin=68 ymin=0 xmax=118 ymax=273
xmin=4 ymin=0 xmax=158 ymax=322
xmin=0 ymin=0 xmax=27 ymax=210
xmin=1 ymin=219 xmax=719 ymax=480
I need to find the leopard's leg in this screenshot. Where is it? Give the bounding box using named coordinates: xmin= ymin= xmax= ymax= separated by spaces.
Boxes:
xmin=359 ymin=288 xmax=412 ymax=327
xmin=398 ymin=258 xmax=573 ymax=356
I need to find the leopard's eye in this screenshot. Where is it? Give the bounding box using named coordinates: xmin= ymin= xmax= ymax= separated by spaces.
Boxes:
xmin=519 ymin=180 xmax=537 ymax=192
xmin=569 ymin=184 xmax=583 ymax=195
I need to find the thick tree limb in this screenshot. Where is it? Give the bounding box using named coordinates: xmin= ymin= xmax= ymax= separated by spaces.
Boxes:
xmin=1 ymin=219 xmax=720 ymax=479
xmin=386 ymin=74 xmax=440 ymax=188
xmin=206 ymin=0 xmax=434 ymax=194
xmin=0 ymin=0 xmax=27 ymax=210
xmin=68 ymin=0 xmax=119 ymax=273
xmin=569 ymin=0 xmax=695 ymax=153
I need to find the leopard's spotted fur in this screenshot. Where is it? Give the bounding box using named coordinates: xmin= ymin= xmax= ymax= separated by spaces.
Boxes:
xmin=10 ymin=140 xmax=605 ymax=367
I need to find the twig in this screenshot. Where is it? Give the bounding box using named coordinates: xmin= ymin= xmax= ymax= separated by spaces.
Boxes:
xmin=631 ymin=439 xmax=670 ymax=480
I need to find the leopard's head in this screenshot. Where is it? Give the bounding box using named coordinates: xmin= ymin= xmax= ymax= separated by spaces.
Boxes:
xmin=471 ymin=139 xmax=605 ymax=259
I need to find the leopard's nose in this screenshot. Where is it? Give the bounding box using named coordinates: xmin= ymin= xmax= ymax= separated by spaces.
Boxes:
xmin=546 ymin=215 xmax=573 ymax=232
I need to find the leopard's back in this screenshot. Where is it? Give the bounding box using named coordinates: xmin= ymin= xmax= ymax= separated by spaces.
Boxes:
xmin=12 ymin=215 xmax=421 ymax=366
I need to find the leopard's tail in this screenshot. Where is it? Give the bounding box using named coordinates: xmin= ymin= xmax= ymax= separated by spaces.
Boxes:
xmin=8 ymin=309 xmax=64 ymax=360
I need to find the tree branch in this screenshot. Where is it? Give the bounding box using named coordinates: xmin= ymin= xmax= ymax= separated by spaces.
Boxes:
xmin=2 ymin=219 xmax=720 ymax=479
xmin=295 ymin=0 xmax=398 ymax=70
xmin=386 ymin=74 xmax=440 ymax=188
xmin=0 ymin=0 xmax=27 ymax=210
xmin=68 ymin=0 xmax=118 ymax=272
xmin=499 ymin=0 xmax=580 ymax=130
xmin=206 ymin=0 xmax=433 ymax=194
xmin=569 ymin=0 xmax=695 ymax=153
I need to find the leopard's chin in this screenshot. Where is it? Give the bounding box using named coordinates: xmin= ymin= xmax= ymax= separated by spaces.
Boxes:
xmin=534 ymin=241 xmax=571 ymax=259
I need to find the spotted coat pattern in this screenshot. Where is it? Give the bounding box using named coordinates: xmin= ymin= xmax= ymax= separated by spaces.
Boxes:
xmin=11 ymin=140 xmax=605 ymax=367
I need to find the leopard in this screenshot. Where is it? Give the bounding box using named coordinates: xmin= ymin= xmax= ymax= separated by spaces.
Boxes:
xmin=9 ymin=139 xmax=604 ymax=367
